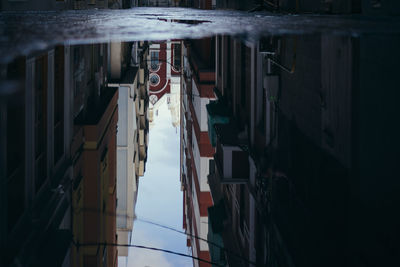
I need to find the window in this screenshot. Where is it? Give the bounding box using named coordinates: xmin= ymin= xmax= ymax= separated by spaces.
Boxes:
xmin=73 ymin=46 xmax=84 ymax=99
xmin=6 ymin=57 xmax=26 ymax=230
xmin=149 ymin=95 xmax=158 ymax=105
xmin=218 ymin=36 xmax=222 ymax=76
xmin=149 ymin=73 xmax=160 ymax=86
xmin=240 ymin=45 xmax=246 ymax=108
xmin=173 ymin=43 xmax=181 ymax=71
xmin=35 ymin=55 xmax=48 ymax=193
xmin=54 ymin=46 xmax=64 ymax=164
xmin=150 ymin=51 xmax=159 ymax=71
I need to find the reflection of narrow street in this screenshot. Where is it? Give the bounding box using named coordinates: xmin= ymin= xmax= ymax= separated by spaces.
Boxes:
xmin=2 ymin=33 xmax=400 ymax=267
xmin=1 ymin=2 xmax=400 ymax=267
xmin=185 ymin=34 xmax=400 ymax=267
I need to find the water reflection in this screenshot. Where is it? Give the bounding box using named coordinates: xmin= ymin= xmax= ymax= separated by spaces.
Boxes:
xmin=181 ymin=34 xmax=400 ymax=267
xmin=1 ymin=33 xmax=400 ymax=267
xmin=1 ymin=41 xmax=150 ymax=267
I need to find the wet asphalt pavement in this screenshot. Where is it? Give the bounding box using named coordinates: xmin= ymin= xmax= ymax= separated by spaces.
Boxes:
xmin=1 ymin=7 xmax=400 ymax=63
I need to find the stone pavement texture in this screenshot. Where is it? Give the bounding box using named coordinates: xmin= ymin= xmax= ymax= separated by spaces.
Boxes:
xmin=1 ymin=7 xmax=400 ymax=63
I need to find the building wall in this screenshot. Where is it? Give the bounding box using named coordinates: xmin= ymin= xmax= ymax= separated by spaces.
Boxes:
xmin=0 ymin=45 xmax=76 ymax=266
xmin=81 ymin=89 xmax=118 ymax=267
xmin=149 ymin=41 xmax=181 ymax=129
xmin=211 ymin=32 xmax=400 ymax=267
xmin=68 ymin=43 xmax=119 ymax=267
xmin=362 ymin=0 xmax=400 ymax=15
xmin=116 ymin=85 xmax=137 ymax=233
xmin=145 ymin=0 xmax=173 ymax=7
xmin=1 ymin=41 xmax=143 ymax=267
xmin=113 ymin=42 xmax=144 ymax=260
xmin=181 ymin=39 xmax=215 ymax=267
xmin=1 ymin=0 xmax=71 ymax=11
xmin=0 ymin=0 xmax=119 ymax=11
xmin=192 ymin=79 xmax=211 ymax=132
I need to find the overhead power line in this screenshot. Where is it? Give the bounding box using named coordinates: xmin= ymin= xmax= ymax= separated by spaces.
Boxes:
xmin=136 ymin=217 xmax=257 ymax=266
xmin=75 ymin=207 xmax=257 ymax=265
xmin=73 ymin=242 xmax=224 ymax=267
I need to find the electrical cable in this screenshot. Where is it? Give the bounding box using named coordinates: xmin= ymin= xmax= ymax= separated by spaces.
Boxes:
xmin=74 ymin=207 xmax=256 ymax=266
xmin=73 ymin=242 xmax=224 ymax=267
xmin=136 ymin=217 xmax=257 ymax=266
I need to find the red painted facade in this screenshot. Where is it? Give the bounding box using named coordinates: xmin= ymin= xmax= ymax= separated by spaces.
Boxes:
xmin=149 ymin=42 xmax=170 ymax=103
xmin=181 ymin=38 xmax=216 ymax=267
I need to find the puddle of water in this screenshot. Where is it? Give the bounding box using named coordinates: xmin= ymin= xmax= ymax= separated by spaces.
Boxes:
xmin=170 ymin=19 xmax=211 ymax=24
xmin=1 ymin=8 xmax=400 ymax=267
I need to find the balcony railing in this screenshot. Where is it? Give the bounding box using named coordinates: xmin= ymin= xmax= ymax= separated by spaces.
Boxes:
xmin=139 ymin=84 xmax=147 ymax=99
xmin=206 ymin=99 xmax=230 ymax=147
xmin=138 ymin=129 xmax=145 ymax=146
xmin=139 ymin=114 xmax=146 ymax=130
xmin=136 ymin=160 xmax=145 ymax=177
xmin=139 ymin=99 xmax=145 ymax=115
xmin=139 ymin=68 xmax=145 ymax=85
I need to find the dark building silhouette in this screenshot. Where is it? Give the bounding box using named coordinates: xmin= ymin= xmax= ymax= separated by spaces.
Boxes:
xmin=204 ymin=34 xmax=400 ymax=267
xmin=0 ymin=41 xmax=150 ymax=267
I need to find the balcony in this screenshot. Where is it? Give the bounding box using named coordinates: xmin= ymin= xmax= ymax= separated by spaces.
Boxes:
xmin=139 ymin=68 xmax=145 ymax=85
xmin=213 ymin=123 xmax=249 ymax=184
xmin=207 ymin=199 xmax=247 ymax=267
xmin=136 ymin=159 xmax=145 ymax=177
xmin=138 ymin=129 xmax=145 ymax=146
xmin=139 ymin=114 xmax=146 ymax=130
xmin=139 ymin=83 xmax=147 ymax=99
xmin=134 ymin=141 xmax=146 ymax=177
xmin=139 ymin=99 xmax=145 ymax=115
xmin=137 ymin=128 xmax=148 ymax=161
xmin=206 ymin=99 xmax=230 ymax=147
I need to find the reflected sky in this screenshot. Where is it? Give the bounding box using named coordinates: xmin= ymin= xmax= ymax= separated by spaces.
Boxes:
xmin=1 ymin=6 xmax=400 ymax=267
xmin=126 ymin=101 xmax=192 ymax=267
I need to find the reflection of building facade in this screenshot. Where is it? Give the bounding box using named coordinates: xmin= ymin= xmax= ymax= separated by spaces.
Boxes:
xmin=148 ymin=41 xmax=181 ymax=128
xmin=213 ymin=0 xmax=400 ymax=15
xmin=107 ymin=41 xmax=149 ymax=264
xmin=180 ymin=38 xmax=215 ymax=267
xmin=0 ymin=47 xmax=74 ymax=267
xmin=192 ymin=0 xmax=214 ymax=9
xmin=141 ymin=0 xmax=181 ymax=7
xmin=0 ymin=43 xmax=120 ymax=267
xmin=70 ymin=43 xmax=118 ymax=267
xmin=206 ymin=34 xmax=400 ymax=267
xmin=0 ymin=42 xmax=153 ymax=267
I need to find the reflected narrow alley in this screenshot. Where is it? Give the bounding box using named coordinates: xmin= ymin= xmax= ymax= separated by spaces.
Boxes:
xmin=1 ymin=2 xmax=400 ymax=267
